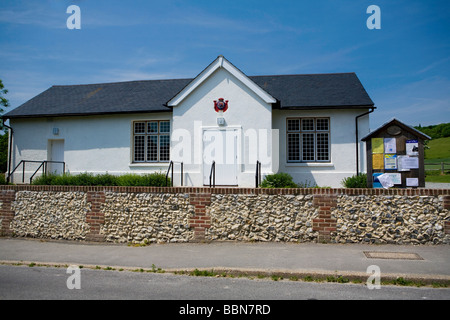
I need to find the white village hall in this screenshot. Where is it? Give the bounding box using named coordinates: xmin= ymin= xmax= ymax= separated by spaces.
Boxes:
xmin=3 ymin=56 xmax=375 ymax=187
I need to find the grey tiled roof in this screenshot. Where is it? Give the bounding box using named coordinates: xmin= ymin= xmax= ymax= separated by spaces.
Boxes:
xmin=4 ymin=73 xmax=374 ymax=119
xmin=251 ymin=73 xmax=374 ymax=109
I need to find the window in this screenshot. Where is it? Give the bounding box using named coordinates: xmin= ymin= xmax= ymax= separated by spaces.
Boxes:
xmin=286 ymin=118 xmax=330 ymax=162
xmin=133 ymin=120 xmax=170 ymax=162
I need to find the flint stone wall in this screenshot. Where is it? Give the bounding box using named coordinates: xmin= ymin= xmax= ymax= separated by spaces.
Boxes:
xmin=0 ymin=186 xmax=449 ymax=244
xmin=334 ymin=195 xmax=449 ymax=244
xmin=10 ymin=191 xmax=90 ymax=240
xmin=206 ymin=194 xmax=318 ymax=242
xmin=101 ymin=192 xmax=195 ymax=243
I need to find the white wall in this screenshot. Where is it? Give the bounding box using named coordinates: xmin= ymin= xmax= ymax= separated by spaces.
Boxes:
xmin=272 ymin=108 xmax=370 ymax=188
xmin=9 ymin=113 xmax=172 ymax=183
xmin=171 ymin=67 xmax=273 ymax=187
xmin=8 ymin=77 xmax=371 ymax=188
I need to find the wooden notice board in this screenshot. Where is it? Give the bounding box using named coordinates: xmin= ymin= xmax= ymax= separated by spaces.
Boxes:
xmin=361 ymin=119 xmax=430 ymax=188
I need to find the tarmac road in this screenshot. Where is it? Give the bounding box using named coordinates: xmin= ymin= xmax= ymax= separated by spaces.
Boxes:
xmin=0 ymin=238 xmax=449 ymax=285
xmin=1 ymin=264 xmax=449 ymax=301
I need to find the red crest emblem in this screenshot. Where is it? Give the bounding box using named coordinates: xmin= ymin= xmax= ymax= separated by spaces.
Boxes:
xmin=214 ymin=98 xmax=228 ymax=113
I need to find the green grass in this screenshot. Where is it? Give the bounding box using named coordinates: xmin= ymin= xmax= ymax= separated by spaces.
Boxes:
xmin=424 ymin=137 xmax=450 ymax=182
xmin=425 ymin=175 xmax=450 ymax=183
xmin=424 ymin=137 xmax=450 ymax=160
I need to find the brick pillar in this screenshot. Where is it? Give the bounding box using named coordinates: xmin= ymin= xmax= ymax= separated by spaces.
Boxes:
xmin=0 ymin=190 xmax=16 ymax=236
xmin=86 ymin=191 xmax=106 ymax=242
xmin=189 ymin=193 xmax=211 ymax=241
xmin=443 ymin=196 xmax=450 ymax=236
xmin=312 ymin=194 xmax=337 ymax=242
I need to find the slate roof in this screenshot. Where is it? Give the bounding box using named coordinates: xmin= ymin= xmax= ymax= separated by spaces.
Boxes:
xmin=4 ymin=72 xmax=374 ymax=119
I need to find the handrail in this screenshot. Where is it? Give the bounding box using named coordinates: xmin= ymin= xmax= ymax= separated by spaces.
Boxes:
xmin=166 ymin=161 xmax=174 ymax=187
xmin=165 ymin=161 xmax=184 ymax=187
xmin=7 ymin=160 xmax=65 ymax=184
xmin=29 ymin=161 xmax=65 ymax=183
xmin=209 ymin=161 xmax=216 ymax=188
xmin=255 ymin=160 xmax=261 ymax=188
xmin=30 ymin=162 xmax=46 ymax=183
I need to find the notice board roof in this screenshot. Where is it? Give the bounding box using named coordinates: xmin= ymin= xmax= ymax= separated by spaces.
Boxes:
xmin=361 ymin=118 xmax=431 ymax=141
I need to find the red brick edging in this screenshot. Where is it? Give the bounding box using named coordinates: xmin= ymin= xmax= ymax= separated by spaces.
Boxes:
xmin=313 ymin=194 xmax=338 ymax=242
xmin=189 ymin=193 xmax=212 ymax=241
xmin=86 ymin=191 xmax=106 ymax=241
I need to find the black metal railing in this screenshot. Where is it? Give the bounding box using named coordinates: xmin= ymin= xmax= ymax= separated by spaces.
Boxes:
xmin=165 ymin=161 xmax=184 ymax=187
xmin=255 ymin=160 xmax=261 ymax=188
xmin=7 ymin=160 xmax=66 ymax=184
xmin=209 ymin=161 xmax=216 ymax=188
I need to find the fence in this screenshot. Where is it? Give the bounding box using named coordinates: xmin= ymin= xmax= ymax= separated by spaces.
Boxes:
xmin=425 ymin=162 xmax=450 ymax=174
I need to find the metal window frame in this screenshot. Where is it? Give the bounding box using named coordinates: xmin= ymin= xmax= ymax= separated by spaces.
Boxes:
xmin=132 ymin=120 xmax=171 ymax=163
xmin=286 ymin=117 xmax=331 ymax=163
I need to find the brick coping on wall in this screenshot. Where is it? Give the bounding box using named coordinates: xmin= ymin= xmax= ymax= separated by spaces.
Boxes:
xmin=0 ymin=185 xmax=448 ymax=195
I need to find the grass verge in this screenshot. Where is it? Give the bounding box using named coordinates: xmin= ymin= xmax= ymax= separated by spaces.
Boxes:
xmin=2 ymin=261 xmax=448 ymax=288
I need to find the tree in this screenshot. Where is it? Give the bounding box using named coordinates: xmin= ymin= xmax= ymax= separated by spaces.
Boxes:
xmin=0 ymin=79 xmax=9 ymax=173
xmin=0 ymin=79 xmax=9 ymax=114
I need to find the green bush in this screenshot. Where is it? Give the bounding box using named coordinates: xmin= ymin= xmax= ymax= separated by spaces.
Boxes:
xmin=341 ymin=173 xmax=367 ymax=188
xmin=116 ymin=172 xmax=167 ymax=187
xmin=31 ymin=172 xmax=170 ymax=187
xmin=0 ymin=173 xmax=7 ymax=185
xmin=260 ymin=172 xmax=298 ymax=188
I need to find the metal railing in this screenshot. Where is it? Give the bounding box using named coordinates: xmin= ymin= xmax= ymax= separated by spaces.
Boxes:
xmin=209 ymin=161 xmax=216 ymax=188
xmin=255 ymin=160 xmax=261 ymax=188
xmin=165 ymin=161 xmax=184 ymax=187
xmin=7 ymin=160 xmax=66 ymax=184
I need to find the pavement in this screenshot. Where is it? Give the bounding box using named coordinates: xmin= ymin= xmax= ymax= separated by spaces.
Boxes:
xmin=0 ymin=237 xmax=449 ymax=284
xmin=425 ymin=182 xmax=450 ymax=189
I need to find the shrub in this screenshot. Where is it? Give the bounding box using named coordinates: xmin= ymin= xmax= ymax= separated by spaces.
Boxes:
xmin=116 ymin=173 xmax=168 ymax=187
xmin=31 ymin=173 xmax=59 ymax=185
xmin=260 ymin=172 xmax=298 ymax=188
xmin=341 ymin=173 xmax=367 ymax=188
xmin=94 ymin=173 xmax=118 ymax=186
xmin=31 ymin=172 xmax=170 ymax=187
xmin=0 ymin=173 xmax=8 ymax=185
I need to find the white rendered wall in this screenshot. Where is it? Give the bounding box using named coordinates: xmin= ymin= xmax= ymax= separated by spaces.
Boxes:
xmin=171 ymin=67 xmax=273 ymax=187
xmin=272 ymin=108 xmax=370 ymax=188
xmin=9 ymin=113 xmax=172 ymax=184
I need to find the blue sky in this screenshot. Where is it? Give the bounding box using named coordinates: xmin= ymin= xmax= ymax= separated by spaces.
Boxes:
xmin=1 ymin=0 xmax=449 ymax=129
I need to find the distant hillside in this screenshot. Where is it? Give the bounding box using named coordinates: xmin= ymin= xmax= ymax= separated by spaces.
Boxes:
xmin=424 ymin=136 xmax=450 ymax=161
xmin=414 ymin=123 xmax=450 ymax=140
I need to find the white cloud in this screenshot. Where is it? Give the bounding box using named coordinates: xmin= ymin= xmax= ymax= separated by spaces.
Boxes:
xmin=371 ymin=76 xmax=450 ymax=128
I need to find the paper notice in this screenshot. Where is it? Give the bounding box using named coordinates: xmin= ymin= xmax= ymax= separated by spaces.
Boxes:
xmin=398 ymin=155 xmax=419 ymax=170
xmin=384 ymin=154 xmax=397 ymax=170
xmin=372 ymin=138 xmax=384 ymax=154
xmin=406 ymin=140 xmax=419 ymax=156
xmin=372 ymin=154 xmax=384 ymax=170
xmin=406 ymin=178 xmax=419 ymax=187
xmin=384 ymin=138 xmax=396 ymax=153
xmin=373 ymin=173 xmax=383 ymax=188
xmin=378 ymin=173 xmax=394 ymax=189
xmin=385 ymin=173 xmax=401 ymax=185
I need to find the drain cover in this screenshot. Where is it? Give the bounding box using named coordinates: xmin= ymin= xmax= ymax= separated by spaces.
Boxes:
xmin=364 ymin=251 xmax=424 ymax=260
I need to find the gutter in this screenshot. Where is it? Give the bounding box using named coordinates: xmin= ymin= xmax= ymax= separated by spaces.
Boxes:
xmin=2 ymin=120 xmax=13 ymax=183
xmin=355 ymin=107 xmax=375 ymax=176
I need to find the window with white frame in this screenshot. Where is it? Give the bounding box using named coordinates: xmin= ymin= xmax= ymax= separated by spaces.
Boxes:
xmin=286 ymin=118 xmax=330 ymax=162
xmin=133 ymin=120 xmax=170 ymax=162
